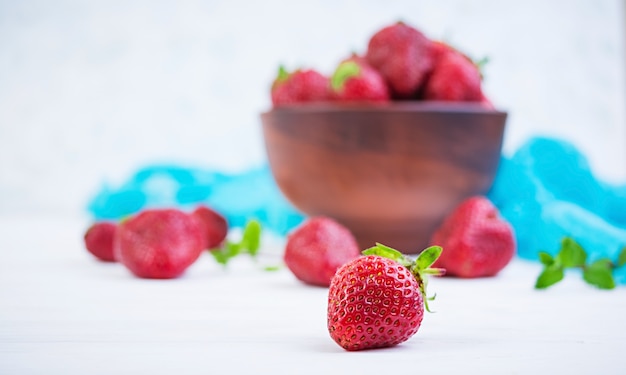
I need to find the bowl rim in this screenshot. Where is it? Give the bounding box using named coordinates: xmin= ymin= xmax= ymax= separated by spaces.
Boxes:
xmin=262 ymin=101 xmax=507 ymax=116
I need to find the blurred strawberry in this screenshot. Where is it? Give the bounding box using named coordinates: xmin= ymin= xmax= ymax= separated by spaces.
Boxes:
xmin=480 ymin=92 xmax=495 ymax=109
xmin=429 ymin=196 xmax=515 ymax=278
xmin=422 ymin=42 xmax=483 ymax=102
xmin=330 ymin=57 xmax=389 ymax=102
xmin=84 ymin=221 xmax=118 ymax=262
xmin=365 ymin=21 xmax=435 ymax=99
xmin=191 ymin=205 xmax=228 ymax=250
xmin=284 ymin=216 xmax=361 ymax=287
xmin=114 ymin=208 xmax=204 ymax=279
xmin=271 ymin=66 xmax=330 ymax=106
xmin=430 ymin=40 xmax=455 ymax=61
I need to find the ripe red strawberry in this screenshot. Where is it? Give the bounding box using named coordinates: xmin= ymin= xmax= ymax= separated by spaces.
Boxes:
xmin=191 ymin=205 xmax=228 ymax=250
xmin=271 ymin=66 xmax=330 ymax=106
xmin=422 ymin=43 xmax=483 ymax=102
xmin=114 ymin=208 xmax=204 ymax=279
xmin=430 ymin=196 xmax=515 ymax=277
xmin=330 ymin=58 xmax=390 ymax=102
xmin=365 ymin=21 xmax=435 ymax=99
xmin=284 ymin=217 xmax=361 ymax=287
xmin=84 ymin=221 xmax=118 ymax=262
xmin=480 ymin=92 xmax=495 ymax=109
xmin=327 ymin=244 xmax=444 ymax=351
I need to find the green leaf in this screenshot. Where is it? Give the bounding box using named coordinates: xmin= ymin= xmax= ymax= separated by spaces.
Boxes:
xmin=263 ymin=265 xmax=282 ymax=272
xmin=241 ymin=219 xmax=262 ymax=256
xmin=535 ymin=265 xmax=564 ymax=289
xmin=362 ymin=243 xmax=411 ymax=267
xmin=617 ymin=246 xmax=626 ymax=268
xmin=591 ymin=258 xmax=613 ymax=269
xmin=583 ymin=260 xmax=615 ymax=289
xmin=226 ymin=241 xmax=241 ymax=258
xmin=538 ymin=251 xmax=555 ymax=266
xmin=557 ymin=237 xmax=587 ymax=268
xmin=415 ymin=246 xmax=443 ymax=270
xmin=207 ymin=219 xmax=264 ymax=268
xmin=210 ymin=248 xmax=230 ymax=266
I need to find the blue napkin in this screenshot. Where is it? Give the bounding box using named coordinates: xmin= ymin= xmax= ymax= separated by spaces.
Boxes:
xmin=87 ymin=164 xmax=305 ymax=236
xmin=87 ymin=137 xmax=626 ymax=282
xmin=487 ymin=137 xmax=626 ymax=283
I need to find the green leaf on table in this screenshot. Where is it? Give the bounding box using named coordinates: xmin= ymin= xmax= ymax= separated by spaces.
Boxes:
xmin=226 ymin=241 xmax=241 ymax=258
xmin=208 ymin=218 xmax=264 ymax=267
xmin=617 ymin=246 xmax=626 ymax=268
xmin=263 ymin=265 xmax=282 ymax=272
xmin=583 ymin=259 xmax=616 ymax=289
xmin=538 ymin=251 xmax=555 ymax=266
xmin=557 ymin=237 xmax=587 ymax=268
xmin=210 ymin=246 xmax=231 ymax=266
xmin=241 ymin=219 xmax=262 ymax=257
xmin=535 ymin=265 xmax=564 ymax=289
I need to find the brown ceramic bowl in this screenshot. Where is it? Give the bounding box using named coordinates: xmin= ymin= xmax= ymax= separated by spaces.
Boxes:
xmin=260 ymin=102 xmax=507 ymax=254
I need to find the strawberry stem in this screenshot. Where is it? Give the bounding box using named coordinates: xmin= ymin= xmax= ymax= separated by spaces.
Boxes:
xmin=362 ymin=243 xmax=445 ymax=313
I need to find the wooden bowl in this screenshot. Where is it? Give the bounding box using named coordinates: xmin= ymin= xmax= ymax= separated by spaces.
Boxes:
xmin=260 ymin=102 xmax=507 ymax=254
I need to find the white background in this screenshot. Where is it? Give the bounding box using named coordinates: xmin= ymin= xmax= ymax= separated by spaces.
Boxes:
xmin=1 ymin=0 xmax=625 ymax=217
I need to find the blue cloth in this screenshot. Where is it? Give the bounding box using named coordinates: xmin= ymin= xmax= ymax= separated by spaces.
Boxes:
xmin=87 ymin=164 xmax=305 ymax=236
xmin=487 ymin=137 xmax=626 ymax=283
xmin=87 ymin=137 xmax=626 ymax=282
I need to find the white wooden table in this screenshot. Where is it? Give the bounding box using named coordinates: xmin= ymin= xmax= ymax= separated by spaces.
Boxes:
xmin=1 ymin=215 xmax=625 ymax=374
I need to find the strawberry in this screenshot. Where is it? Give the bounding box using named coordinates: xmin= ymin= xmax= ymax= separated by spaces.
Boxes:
xmin=114 ymin=208 xmax=204 ymax=279
xmin=422 ymin=42 xmax=483 ymax=102
xmin=365 ymin=21 xmax=435 ymax=99
xmin=330 ymin=58 xmax=390 ymax=102
xmin=283 ymin=217 xmax=361 ymax=287
xmin=429 ymin=196 xmax=515 ymax=277
xmin=191 ymin=205 xmax=228 ymax=250
xmin=271 ymin=66 xmax=330 ymax=106
xmin=84 ymin=221 xmax=118 ymax=262
xmin=480 ymin=92 xmax=495 ymax=109
xmin=327 ymin=244 xmax=444 ymax=351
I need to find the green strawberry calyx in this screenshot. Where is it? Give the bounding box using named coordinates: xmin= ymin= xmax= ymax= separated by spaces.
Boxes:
xmin=272 ymin=65 xmax=291 ymax=90
xmin=363 ymin=243 xmax=445 ymax=312
xmin=331 ymin=61 xmax=361 ymax=92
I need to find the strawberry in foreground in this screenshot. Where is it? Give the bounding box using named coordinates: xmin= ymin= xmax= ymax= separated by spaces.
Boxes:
xmin=271 ymin=66 xmax=330 ymax=106
xmin=114 ymin=208 xmax=204 ymax=279
xmin=330 ymin=58 xmax=389 ymax=102
xmin=430 ymin=196 xmax=515 ymax=278
xmin=422 ymin=42 xmax=483 ymax=102
xmin=365 ymin=21 xmax=434 ymax=99
xmin=327 ymin=244 xmax=444 ymax=351
xmin=191 ymin=205 xmax=228 ymax=250
xmin=84 ymin=221 xmax=118 ymax=262
xmin=284 ymin=216 xmax=361 ymax=287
